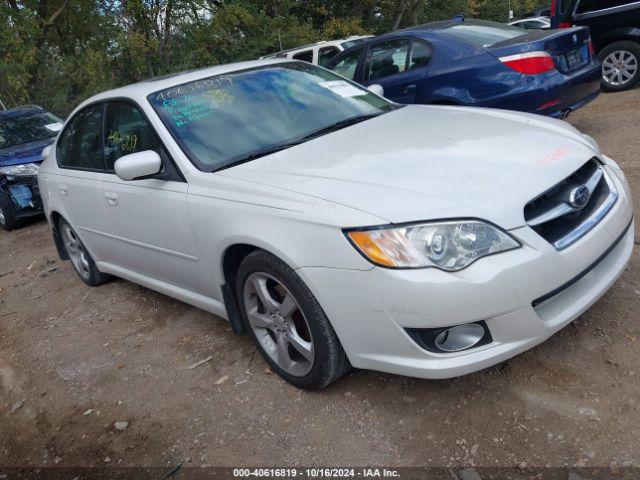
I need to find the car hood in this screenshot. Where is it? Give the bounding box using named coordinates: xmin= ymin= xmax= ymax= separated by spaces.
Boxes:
xmin=0 ymin=138 xmax=54 ymax=167
xmin=218 ymin=105 xmax=600 ymax=229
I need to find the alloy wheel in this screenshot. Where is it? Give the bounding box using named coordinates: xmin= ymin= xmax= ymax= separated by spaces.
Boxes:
xmin=61 ymin=224 xmax=91 ymax=280
xmin=0 ymin=204 xmax=5 ymax=225
xmin=602 ymin=50 xmax=638 ymax=87
xmin=243 ymin=272 xmax=314 ymax=376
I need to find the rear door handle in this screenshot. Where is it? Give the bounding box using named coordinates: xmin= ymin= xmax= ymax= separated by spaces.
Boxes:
xmin=57 ymin=184 xmax=68 ymax=196
xmin=104 ymin=192 xmax=118 ymax=206
xmin=400 ymin=83 xmax=417 ymax=94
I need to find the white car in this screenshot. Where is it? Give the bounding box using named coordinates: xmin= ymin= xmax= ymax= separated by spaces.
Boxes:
xmin=260 ymin=36 xmax=373 ymax=67
xmin=39 ymin=60 xmax=634 ymax=389
xmin=509 ymin=17 xmax=551 ymax=30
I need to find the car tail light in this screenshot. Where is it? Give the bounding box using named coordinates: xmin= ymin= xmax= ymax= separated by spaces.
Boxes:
xmin=499 ymin=52 xmax=556 ymax=75
xmin=589 ymin=41 xmax=595 ymax=56
xmin=559 ymin=21 xmax=572 ymax=28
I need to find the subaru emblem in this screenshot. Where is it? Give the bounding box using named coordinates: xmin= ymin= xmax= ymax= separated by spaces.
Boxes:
xmin=569 ymin=185 xmax=590 ymax=209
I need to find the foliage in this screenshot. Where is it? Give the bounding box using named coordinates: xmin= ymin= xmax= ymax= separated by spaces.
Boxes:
xmin=0 ymin=0 xmax=548 ymax=116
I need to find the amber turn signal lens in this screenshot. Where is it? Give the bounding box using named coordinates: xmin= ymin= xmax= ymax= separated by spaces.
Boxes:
xmin=348 ymin=231 xmax=395 ymax=267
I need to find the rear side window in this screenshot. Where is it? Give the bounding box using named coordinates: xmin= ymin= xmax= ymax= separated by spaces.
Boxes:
xmin=318 ymin=46 xmax=340 ymax=67
xmin=409 ymin=41 xmax=432 ymax=70
xmin=103 ymin=102 xmax=163 ymax=171
xmin=576 ymin=0 xmax=632 ymax=13
xmin=438 ymin=21 xmax=526 ymax=48
xmin=57 ymin=104 xmax=105 ymax=170
xmin=332 ymin=48 xmax=363 ymax=80
xmin=292 ymin=49 xmax=314 ymax=63
xmin=366 ymin=39 xmax=410 ymax=81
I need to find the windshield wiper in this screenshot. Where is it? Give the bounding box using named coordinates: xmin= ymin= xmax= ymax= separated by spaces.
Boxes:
xmin=212 ymin=113 xmax=382 ymax=172
xmin=296 ymin=113 xmax=382 ymax=143
xmin=213 ymin=141 xmax=304 ymax=172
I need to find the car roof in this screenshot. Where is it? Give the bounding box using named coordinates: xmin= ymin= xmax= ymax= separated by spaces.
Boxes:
xmin=80 ymin=59 xmax=292 ymax=106
xmin=0 ymin=105 xmax=44 ymax=120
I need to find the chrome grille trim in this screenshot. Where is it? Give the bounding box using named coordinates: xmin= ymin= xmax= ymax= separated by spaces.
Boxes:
xmin=527 ymin=165 xmax=604 ymax=227
xmin=524 ymin=159 xmax=618 ymax=250
xmin=553 ymin=172 xmax=617 ymax=250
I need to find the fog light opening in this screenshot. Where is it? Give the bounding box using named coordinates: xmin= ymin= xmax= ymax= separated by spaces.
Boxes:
xmin=406 ymin=321 xmax=493 ymax=354
xmin=434 ymin=324 xmax=486 ymax=352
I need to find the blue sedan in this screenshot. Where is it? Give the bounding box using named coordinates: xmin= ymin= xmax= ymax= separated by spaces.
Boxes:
xmin=327 ymin=19 xmax=601 ymax=118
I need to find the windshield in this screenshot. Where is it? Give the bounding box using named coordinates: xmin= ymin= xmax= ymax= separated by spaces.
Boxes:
xmin=0 ymin=111 xmax=63 ymax=150
xmin=149 ymin=62 xmax=394 ymax=171
xmin=438 ymin=20 xmax=527 ymax=48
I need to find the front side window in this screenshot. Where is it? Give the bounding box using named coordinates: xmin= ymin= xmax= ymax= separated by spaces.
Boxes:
xmin=0 ymin=111 xmax=62 ymax=150
xmin=149 ymin=62 xmax=394 ymax=172
xmin=57 ymin=104 xmax=104 ymax=170
xmin=318 ymin=46 xmax=340 ymax=67
xmin=292 ymin=49 xmax=314 ymax=63
xmin=332 ymin=48 xmax=363 ymax=80
xmin=104 ymin=102 xmax=162 ymax=171
xmin=366 ymin=39 xmax=410 ymax=81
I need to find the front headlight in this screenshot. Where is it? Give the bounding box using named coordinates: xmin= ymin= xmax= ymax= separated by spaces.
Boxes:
xmin=0 ymin=163 xmax=40 ymax=177
xmin=346 ymin=220 xmax=521 ymax=271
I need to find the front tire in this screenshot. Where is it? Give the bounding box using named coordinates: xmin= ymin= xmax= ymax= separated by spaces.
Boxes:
xmin=0 ymin=192 xmax=19 ymax=231
xmin=236 ymin=250 xmax=351 ymax=390
xmin=599 ymin=41 xmax=640 ymax=92
xmin=58 ymin=218 xmax=110 ymax=286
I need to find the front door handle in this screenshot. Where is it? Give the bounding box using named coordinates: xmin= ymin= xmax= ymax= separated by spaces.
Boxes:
xmin=104 ymin=192 xmax=118 ymax=206
xmin=57 ymin=184 xmax=68 ymax=196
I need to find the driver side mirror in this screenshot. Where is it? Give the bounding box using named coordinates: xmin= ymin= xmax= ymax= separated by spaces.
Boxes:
xmin=367 ymin=84 xmax=385 ymax=97
xmin=114 ymin=150 xmax=161 ymax=181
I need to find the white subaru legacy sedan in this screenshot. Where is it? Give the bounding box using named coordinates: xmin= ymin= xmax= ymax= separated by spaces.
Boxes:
xmin=39 ymin=60 xmax=634 ymax=389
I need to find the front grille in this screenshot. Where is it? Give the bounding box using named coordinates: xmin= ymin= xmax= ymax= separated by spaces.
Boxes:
xmin=525 ymin=159 xmax=618 ymax=250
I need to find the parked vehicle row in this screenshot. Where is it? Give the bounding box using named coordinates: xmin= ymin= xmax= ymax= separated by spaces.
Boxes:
xmin=327 ymin=19 xmax=601 ymax=118
xmin=0 ymin=105 xmax=63 ymax=230
xmin=34 ymin=60 xmax=634 ymax=389
xmin=260 ymin=36 xmax=373 ymax=67
xmin=551 ymin=0 xmax=640 ymax=91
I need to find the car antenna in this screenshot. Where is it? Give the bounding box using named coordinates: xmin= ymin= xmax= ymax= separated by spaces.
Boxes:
xmin=0 ymin=97 xmax=6 ymax=110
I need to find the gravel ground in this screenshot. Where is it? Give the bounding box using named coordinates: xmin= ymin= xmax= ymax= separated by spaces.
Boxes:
xmin=1 ymin=89 xmax=639 ymax=472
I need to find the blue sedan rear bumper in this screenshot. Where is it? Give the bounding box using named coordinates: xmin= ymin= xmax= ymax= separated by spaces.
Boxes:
xmin=478 ymin=61 xmax=602 ymax=118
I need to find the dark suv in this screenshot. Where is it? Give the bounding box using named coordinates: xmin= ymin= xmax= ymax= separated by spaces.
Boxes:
xmin=551 ymin=0 xmax=640 ymax=91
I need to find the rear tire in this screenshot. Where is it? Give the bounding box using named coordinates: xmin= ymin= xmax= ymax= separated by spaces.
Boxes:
xmin=58 ymin=218 xmax=110 ymax=286
xmin=235 ymin=250 xmax=351 ymax=390
xmin=598 ymin=41 xmax=640 ymax=92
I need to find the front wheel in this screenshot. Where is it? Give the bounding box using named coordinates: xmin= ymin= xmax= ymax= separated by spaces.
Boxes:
xmin=0 ymin=192 xmax=19 ymax=231
xmin=236 ymin=250 xmax=351 ymax=390
xmin=599 ymin=41 xmax=640 ymax=92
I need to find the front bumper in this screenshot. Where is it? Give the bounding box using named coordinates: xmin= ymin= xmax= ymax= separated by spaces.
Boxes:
xmin=0 ymin=175 xmax=43 ymax=218
xmin=298 ymin=164 xmax=634 ymax=379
